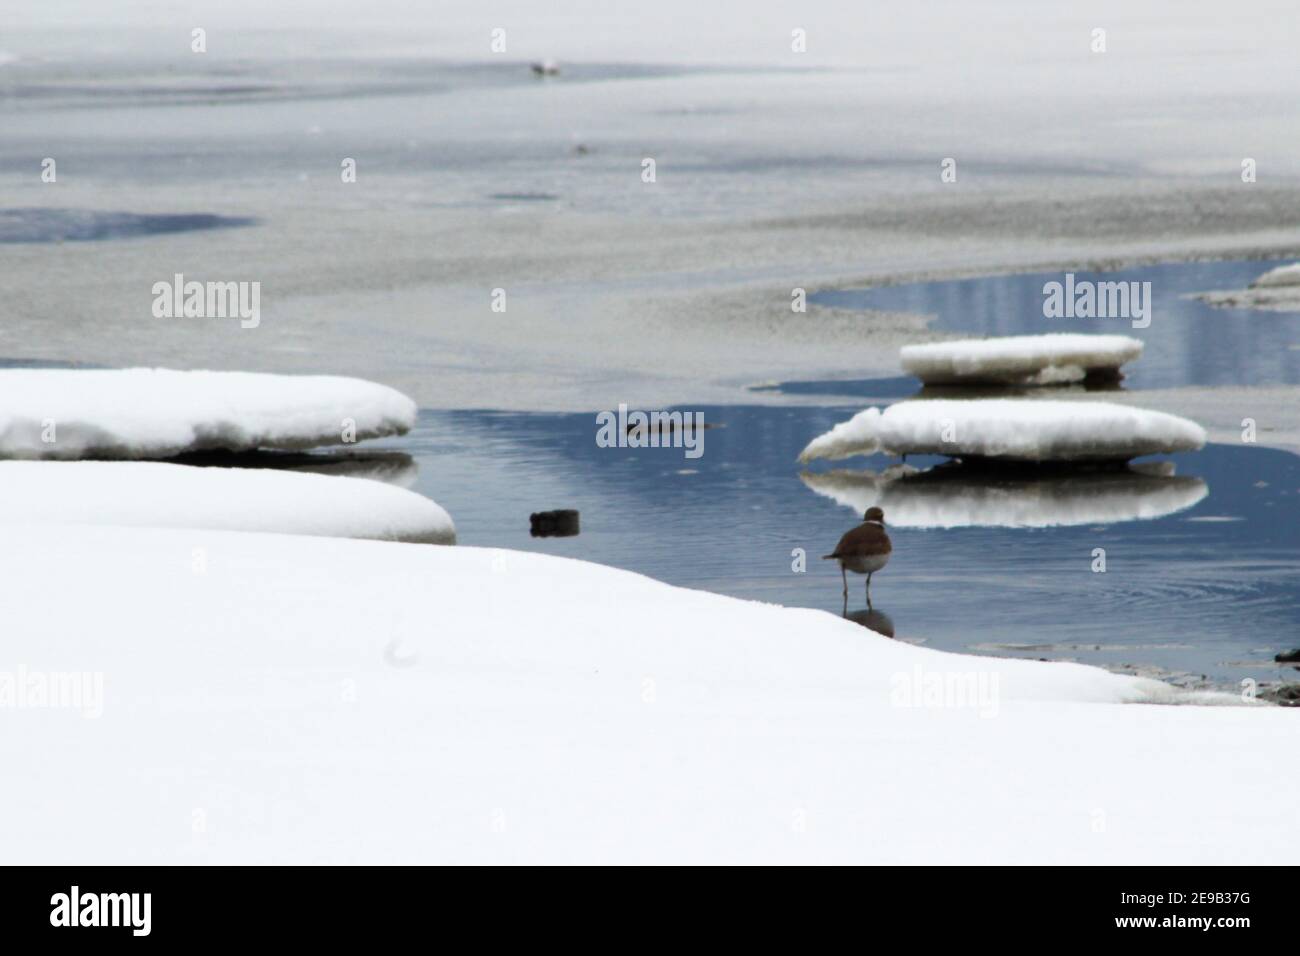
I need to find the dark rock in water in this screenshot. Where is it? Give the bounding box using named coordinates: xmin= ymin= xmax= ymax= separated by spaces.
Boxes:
xmin=1275 ymin=648 xmax=1300 ymax=663
xmin=530 ymin=509 xmax=579 ymax=537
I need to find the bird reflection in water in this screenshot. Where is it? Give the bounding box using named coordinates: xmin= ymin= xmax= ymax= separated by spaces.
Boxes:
xmin=843 ymin=607 xmax=895 ymax=638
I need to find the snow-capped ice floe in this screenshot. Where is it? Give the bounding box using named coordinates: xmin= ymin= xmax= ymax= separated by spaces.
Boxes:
xmin=800 ymin=406 xmax=884 ymax=460
xmin=1194 ymin=261 xmax=1300 ymax=312
xmin=801 ymin=464 xmax=1208 ymax=528
xmin=900 ymin=333 xmax=1143 ymax=386
xmin=798 ymin=400 xmax=1206 ymax=464
xmin=5 ymin=522 xmax=1294 ymax=865
xmin=1249 ymin=262 xmax=1300 ymax=288
xmin=0 ymin=368 xmax=416 ymax=460
xmin=0 ymin=461 xmax=454 ymax=543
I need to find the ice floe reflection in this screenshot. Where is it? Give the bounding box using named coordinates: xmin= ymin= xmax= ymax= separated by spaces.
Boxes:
xmin=801 ymin=462 xmax=1208 ymax=529
xmin=811 ymin=258 xmax=1300 ymax=389
xmin=843 ymin=607 xmax=895 ymax=638
xmin=173 ymin=450 xmax=418 ymax=488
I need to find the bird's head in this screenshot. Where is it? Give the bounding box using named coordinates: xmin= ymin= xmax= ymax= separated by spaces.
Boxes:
xmin=864 ymin=507 xmax=885 ymax=524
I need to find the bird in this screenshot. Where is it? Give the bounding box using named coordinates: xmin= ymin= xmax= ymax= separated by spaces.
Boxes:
xmin=824 ymin=506 xmax=892 ymax=610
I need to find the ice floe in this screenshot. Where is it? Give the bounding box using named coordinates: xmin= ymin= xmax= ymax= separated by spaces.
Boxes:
xmin=798 ymin=400 xmax=1206 ymax=464
xmin=0 ymin=368 xmax=416 ymax=459
xmin=801 ymin=464 xmax=1208 ymax=528
xmin=900 ymin=333 xmax=1143 ymax=386
xmin=1249 ymin=262 xmax=1300 ymax=288
xmin=799 ymin=407 xmax=884 ymax=461
xmin=0 ymin=461 xmax=454 ymax=543
xmin=6 ymin=522 xmax=1295 ymax=864
xmin=1193 ymin=261 xmax=1300 ymax=312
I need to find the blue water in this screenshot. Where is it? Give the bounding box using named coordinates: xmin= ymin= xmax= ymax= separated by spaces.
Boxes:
xmin=368 ymin=404 xmax=1300 ymax=690
xmin=809 ymin=259 xmax=1300 ymax=391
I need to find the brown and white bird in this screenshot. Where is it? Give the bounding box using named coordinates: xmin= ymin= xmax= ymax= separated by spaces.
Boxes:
xmin=824 ymin=506 xmax=892 ymax=608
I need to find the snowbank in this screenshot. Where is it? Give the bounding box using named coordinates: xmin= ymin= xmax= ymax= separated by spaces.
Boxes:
xmin=1249 ymin=262 xmax=1300 ymax=288
xmin=801 ymin=466 xmax=1208 ymax=528
xmin=0 ymin=368 xmax=417 ymax=459
xmin=900 ymin=334 xmax=1144 ymax=386
xmin=0 ymin=461 xmax=454 ymax=544
xmin=798 ymin=400 xmax=1207 ymax=463
xmin=2 ymin=523 xmax=1292 ymax=865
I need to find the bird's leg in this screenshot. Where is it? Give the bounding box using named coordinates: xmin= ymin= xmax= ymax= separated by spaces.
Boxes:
xmin=865 ymin=572 xmax=873 ymax=610
xmin=841 ymin=565 xmax=847 ymax=601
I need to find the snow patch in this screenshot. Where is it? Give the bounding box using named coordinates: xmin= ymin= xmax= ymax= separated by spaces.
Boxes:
xmin=0 ymin=368 xmax=417 ymax=460
xmin=0 ymin=461 xmax=454 ymax=544
xmin=797 ymin=407 xmax=882 ymax=461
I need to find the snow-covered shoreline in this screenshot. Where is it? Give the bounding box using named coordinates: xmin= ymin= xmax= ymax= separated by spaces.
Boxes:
xmin=3 ymin=522 xmax=1292 ymax=865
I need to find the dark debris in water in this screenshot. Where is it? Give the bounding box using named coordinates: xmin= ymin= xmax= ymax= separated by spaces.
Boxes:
xmin=530 ymin=509 xmax=580 ymax=538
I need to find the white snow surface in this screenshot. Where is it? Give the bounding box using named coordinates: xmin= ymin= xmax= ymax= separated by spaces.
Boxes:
xmin=900 ymin=334 xmax=1144 ymax=386
xmin=0 ymin=368 xmax=417 ymax=459
xmin=2 ymin=523 xmax=1291 ymax=865
xmin=801 ymin=466 xmax=1208 ymax=529
xmin=800 ymin=406 xmax=884 ymax=460
xmin=798 ymin=400 xmax=1207 ymax=463
xmin=0 ymin=461 xmax=455 ymax=544
xmin=1249 ymin=262 xmax=1300 ymax=288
